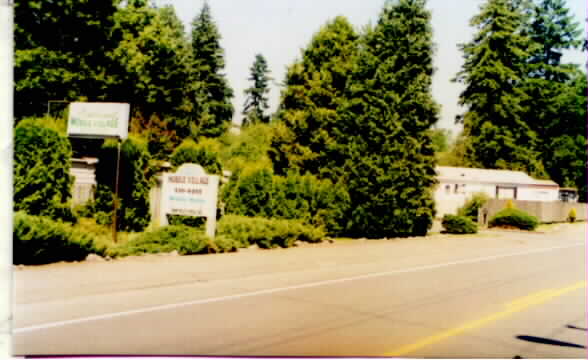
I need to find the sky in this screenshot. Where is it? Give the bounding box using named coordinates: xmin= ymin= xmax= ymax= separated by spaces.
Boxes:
xmin=155 ymin=0 xmax=587 ymax=135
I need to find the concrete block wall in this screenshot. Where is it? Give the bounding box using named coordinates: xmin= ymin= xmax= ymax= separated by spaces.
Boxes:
xmin=479 ymin=199 xmax=587 ymax=225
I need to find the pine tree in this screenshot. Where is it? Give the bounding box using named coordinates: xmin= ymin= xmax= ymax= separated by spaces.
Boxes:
xmin=540 ymin=68 xmax=588 ymax=201
xmin=188 ymin=2 xmax=234 ymax=138
xmin=243 ymin=54 xmax=272 ymax=126
xmin=270 ymin=16 xmax=358 ymax=180
xmin=339 ymin=0 xmax=439 ymax=238
xmin=454 ymin=0 xmax=545 ymax=177
xmin=527 ymin=0 xmax=582 ymax=81
xmin=520 ymin=0 xmax=585 ymax=196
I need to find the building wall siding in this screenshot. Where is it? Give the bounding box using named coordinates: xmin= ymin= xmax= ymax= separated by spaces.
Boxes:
xmin=434 ymin=180 xmax=560 ymax=218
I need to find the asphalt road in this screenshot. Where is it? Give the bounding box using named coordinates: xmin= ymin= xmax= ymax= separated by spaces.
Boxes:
xmin=12 ymin=223 xmax=587 ymax=357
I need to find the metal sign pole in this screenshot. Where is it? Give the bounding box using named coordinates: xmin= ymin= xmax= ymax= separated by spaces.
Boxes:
xmin=112 ymin=139 xmax=121 ymax=243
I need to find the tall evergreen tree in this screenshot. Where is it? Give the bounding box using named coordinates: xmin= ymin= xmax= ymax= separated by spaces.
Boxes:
xmin=243 ymin=54 xmax=272 ymax=126
xmin=270 ymin=16 xmax=358 ymax=180
xmin=527 ymin=0 xmax=582 ymax=81
xmin=454 ymin=0 xmax=545 ymax=177
xmin=539 ymin=68 xmax=588 ymax=201
xmin=339 ymin=0 xmax=439 ymax=237
xmin=521 ymin=0 xmax=585 ymax=198
xmin=188 ymin=2 xmax=234 ymax=138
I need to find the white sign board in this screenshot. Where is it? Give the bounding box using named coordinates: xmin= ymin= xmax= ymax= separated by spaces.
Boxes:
xmin=160 ymin=164 xmax=219 ymax=238
xmin=67 ymin=102 xmax=130 ymax=139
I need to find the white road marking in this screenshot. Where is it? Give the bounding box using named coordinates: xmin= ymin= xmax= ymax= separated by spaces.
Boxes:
xmin=14 ymin=242 xmax=584 ymax=334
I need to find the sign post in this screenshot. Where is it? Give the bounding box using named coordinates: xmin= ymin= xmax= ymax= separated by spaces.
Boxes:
xmin=160 ymin=164 xmax=219 ymax=238
xmin=112 ymin=140 xmax=121 ymax=243
xmin=67 ymin=102 xmax=129 ymax=243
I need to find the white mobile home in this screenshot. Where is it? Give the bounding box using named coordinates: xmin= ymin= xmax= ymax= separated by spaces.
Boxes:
xmin=70 ymin=157 xmax=98 ymax=205
xmin=435 ymin=166 xmax=559 ymax=217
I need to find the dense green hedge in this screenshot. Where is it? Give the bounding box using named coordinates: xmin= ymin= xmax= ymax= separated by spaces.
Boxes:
xmin=222 ymin=168 xmax=350 ymax=236
xmin=217 ymin=215 xmax=325 ymax=249
xmin=489 ymin=208 xmax=539 ymax=231
xmin=272 ymin=172 xmax=350 ymax=235
xmin=13 ymin=212 xmax=103 ymax=265
xmin=441 ymin=214 xmax=478 ymax=234
xmin=170 ymin=138 xmax=223 ymax=175
xmin=13 ymin=122 xmax=76 ymax=223
xmin=94 ymin=136 xmax=152 ymax=232
xmin=222 ymin=166 xmax=274 ymax=218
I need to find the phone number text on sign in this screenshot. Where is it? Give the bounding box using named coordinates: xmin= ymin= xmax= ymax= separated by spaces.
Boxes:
xmin=174 ymin=188 xmax=203 ymax=195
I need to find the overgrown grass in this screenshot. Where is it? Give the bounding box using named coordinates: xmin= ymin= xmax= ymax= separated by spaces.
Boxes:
xmin=74 ymin=217 xmax=138 ymax=252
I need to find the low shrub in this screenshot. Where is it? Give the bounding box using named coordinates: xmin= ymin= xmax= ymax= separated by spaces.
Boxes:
xmin=167 ymin=215 xmax=207 ymax=229
xmin=489 ymin=208 xmax=539 ymax=231
xmin=568 ymin=208 xmax=577 ymax=223
xmin=42 ymin=203 xmax=78 ymax=224
xmin=457 ymin=192 xmax=489 ymax=222
xmin=13 ymin=212 xmax=103 ymax=265
xmin=217 ymin=215 xmax=325 ymax=249
xmin=72 ymin=217 xmax=116 ymax=250
xmin=208 ymin=235 xmax=240 ymax=253
xmin=108 ymin=225 xmax=211 ymax=257
xmin=441 ymin=214 xmax=478 ymax=234
xmin=73 ymin=201 xmax=95 ymax=219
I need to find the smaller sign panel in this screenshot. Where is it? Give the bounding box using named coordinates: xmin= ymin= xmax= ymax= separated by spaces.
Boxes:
xmin=68 ymin=102 xmax=130 ymax=139
xmin=160 ymin=164 xmax=219 ymax=237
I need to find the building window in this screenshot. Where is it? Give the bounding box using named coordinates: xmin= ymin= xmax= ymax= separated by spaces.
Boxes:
xmin=496 ymin=186 xmax=517 ymax=200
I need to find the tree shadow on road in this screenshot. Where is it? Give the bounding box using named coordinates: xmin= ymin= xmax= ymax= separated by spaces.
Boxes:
xmin=515 ymin=335 xmax=585 ymax=349
xmin=566 ymin=324 xmax=587 ymax=331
